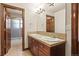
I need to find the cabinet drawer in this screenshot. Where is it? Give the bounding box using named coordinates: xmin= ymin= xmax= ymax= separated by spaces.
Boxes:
xmin=39 ymin=50 xmax=49 ymax=56
xmin=39 ymin=42 xmax=50 ymax=55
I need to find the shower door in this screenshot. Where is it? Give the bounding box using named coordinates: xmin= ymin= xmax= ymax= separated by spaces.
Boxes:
xmin=11 ymin=19 xmax=22 ymax=40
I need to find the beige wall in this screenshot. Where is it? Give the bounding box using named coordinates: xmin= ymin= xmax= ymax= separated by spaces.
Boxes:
xmin=66 ymin=4 xmax=71 ymax=56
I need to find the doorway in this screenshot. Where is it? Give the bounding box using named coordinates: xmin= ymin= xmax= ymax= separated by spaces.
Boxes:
xmin=0 ymin=4 xmax=25 ymax=55
xmin=9 ymin=8 xmax=23 ymax=55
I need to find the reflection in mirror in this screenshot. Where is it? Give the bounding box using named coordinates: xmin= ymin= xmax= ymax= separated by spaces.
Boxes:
xmin=27 ymin=3 xmax=66 ymax=41
xmin=27 ymin=3 xmax=66 ymax=34
xmin=45 ymin=3 xmax=65 ymax=34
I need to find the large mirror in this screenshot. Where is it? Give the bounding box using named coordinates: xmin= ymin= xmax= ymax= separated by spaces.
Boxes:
xmin=27 ymin=3 xmax=66 ymax=34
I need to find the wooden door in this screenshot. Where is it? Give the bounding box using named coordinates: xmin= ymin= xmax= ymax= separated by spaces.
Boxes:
xmin=71 ymin=3 xmax=78 ymax=55
xmin=46 ymin=15 xmax=55 ymax=32
xmin=4 ymin=8 xmax=11 ymax=53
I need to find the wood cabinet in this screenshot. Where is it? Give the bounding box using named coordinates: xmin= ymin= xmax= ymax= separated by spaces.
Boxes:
xmin=28 ymin=36 xmax=65 ymax=56
xmin=28 ymin=36 xmax=39 ymax=55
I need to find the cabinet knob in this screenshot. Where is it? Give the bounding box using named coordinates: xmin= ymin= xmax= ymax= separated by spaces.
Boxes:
xmin=36 ymin=46 xmax=38 ymax=48
xmin=40 ymin=45 xmax=43 ymax=48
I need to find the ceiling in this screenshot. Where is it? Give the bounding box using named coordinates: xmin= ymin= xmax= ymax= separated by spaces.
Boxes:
xmin=26 ymin=3 xmax=65 ymax=13
xmin=44 ymin=3 xmax=65 ymax=13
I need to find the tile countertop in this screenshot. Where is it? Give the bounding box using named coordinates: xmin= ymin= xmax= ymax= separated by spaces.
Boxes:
xmin=28 ymin=32 xmax=66 ymax=47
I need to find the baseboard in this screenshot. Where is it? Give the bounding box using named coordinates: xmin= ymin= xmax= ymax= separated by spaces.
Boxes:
xmin=23 ymin=48 xmax=29 ymax=51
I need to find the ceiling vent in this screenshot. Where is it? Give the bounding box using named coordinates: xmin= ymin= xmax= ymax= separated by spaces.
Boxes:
xmin=48 ymin=3 xmax=54 ymax=6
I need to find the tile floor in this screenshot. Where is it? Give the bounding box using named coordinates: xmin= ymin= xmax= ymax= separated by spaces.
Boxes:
xmin=5 ymin=39 xmax=32 ymax=56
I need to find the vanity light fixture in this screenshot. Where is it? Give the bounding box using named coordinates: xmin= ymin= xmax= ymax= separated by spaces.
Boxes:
xmin=33 ymin=3 xmax=54 ymax=14
xmin=34 ymin=8 xmax=45 ymax=14
xmin=38 ymin=8 xmax=45 ymax=14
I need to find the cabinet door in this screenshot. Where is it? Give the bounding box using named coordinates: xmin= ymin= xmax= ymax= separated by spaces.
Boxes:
xmin=32 ymin=39 xmax=39 ymax=56
xmin=28 ymin=36 xmax=32 ymax=50
xmin=39 ymin=42 xmax=50 ymax=56
xmin=28 ymin=36 xmax=33 ymax=53
xmin=28 ymin=36 xmax=39 ymax=56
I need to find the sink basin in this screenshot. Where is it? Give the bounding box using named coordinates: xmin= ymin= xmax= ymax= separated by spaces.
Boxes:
xmin=46 ymin=38 xmax=64 ymax=42
xmin=30 ymin=34 xmax=64 ymax=42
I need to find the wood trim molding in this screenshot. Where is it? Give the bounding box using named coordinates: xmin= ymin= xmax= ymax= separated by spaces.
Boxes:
xmin=23 ymin=48 xmax=29 ymax=51
xmin=1 ymin=3 xmax=24 ymax=11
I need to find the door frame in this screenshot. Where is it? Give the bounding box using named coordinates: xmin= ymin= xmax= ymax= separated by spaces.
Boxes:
xmin=1 ymin=3 xmax=25 ymax=51
xmin=71 ymin=3 xmax=78 ymax=55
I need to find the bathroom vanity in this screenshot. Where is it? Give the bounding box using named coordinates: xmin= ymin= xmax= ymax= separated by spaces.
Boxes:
xmin=28 ymin=32 xmax=66 ymax=56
